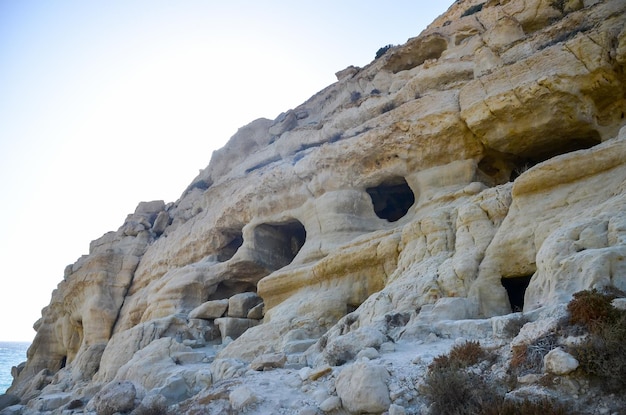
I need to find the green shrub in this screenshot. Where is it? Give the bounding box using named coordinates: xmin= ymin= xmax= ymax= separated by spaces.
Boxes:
xmin=461 ymin=3 xmax=484 ymax=17
xmin=350 ymin=91 xmax=361 ymax=102
xmin=375 ymin=44 xmax=393 ymax=59
xmin=381 ymin=102 xmax=395 ymax=114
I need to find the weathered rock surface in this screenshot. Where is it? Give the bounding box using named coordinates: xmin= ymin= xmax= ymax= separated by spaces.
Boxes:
xmin=5 ymin=1 xmax=626 ymax=414
xmin=336 ymin=361 xmax=391 ymax=413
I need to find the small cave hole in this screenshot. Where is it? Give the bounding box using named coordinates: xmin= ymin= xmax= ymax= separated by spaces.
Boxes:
xmin=217 ymin=230 xmax=244 ymax=262
xmin=253 ymin=219 xmax=306 ymax=271
xmin=511 ymin=134 xmax=601 ymax=180
xmin=501 ymin=275 xmax=533 ymax=312
xmin=59 ymin=356 xmax=67 ymax=370
xmin=208 ymin=281 xmax=257 ymax=301
xmin=366 ymin=177 xmax=415 ymax=222
xmin=346 ymin=304 xmax=360 ymax=314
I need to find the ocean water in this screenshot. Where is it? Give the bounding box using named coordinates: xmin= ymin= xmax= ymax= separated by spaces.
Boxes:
xmin=0 ymin=342 xmax=29 ymax=394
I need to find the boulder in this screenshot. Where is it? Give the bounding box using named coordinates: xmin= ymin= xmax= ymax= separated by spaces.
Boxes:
xmin=319 ymin=396 xmax=341 ymax=412
xmin=189 ymin=299 xmax=229 ymax=319
xmin=87 ymin=380 xmax=137 ymax=415
xmin=229 ymin=386 xmax=257 ymax=411
xmin=247 ymin=302 xmax=264 ymax=319
xmin=214 ymin=317 xmax=259 ymax=341
xmin=543 ymin=347 xmax=579 ymax=375
xmin=250 ymin=352 xmax=287 ymax=371
xmin=0 ymin=394 xmax=20 ymax=411
xmin=335 ymin=361 xmax=391 ymax=414
xmin=228 ymin=293 xmax=263 ymax=318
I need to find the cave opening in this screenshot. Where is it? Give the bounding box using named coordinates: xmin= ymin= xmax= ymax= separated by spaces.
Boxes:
xmin=208 ymin=281 xmax=257 ymax=301
xmin=501 ymin=275 xmax=533 ymax=312
xmin=479 ymin=134 xmax=602 ymax=184
xmin=217 ymin=230 xmax=244 ymax=262
xmin=529 ymin=136 xmax=601 ymax=163
xmin=366 ymin=177 xmax=415 ymax=222
xmin=253 ymin=219 xmax=306 ymax=270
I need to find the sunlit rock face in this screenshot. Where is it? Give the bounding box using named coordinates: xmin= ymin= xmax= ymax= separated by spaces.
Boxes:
xmin=7 ymin=0 xmax=626 ymax=413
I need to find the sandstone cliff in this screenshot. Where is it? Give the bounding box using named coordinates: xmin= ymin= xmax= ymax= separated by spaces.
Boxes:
xmin=4 ymin=0 xmax=626 ymax=414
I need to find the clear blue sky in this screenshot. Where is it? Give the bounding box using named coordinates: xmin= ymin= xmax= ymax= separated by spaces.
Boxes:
xmin=0 ymin=1 xmax=451 ymax=342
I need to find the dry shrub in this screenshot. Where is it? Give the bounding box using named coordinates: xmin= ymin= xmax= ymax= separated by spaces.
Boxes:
xmin=422 ymin=368 xmax=500 ymax=415
xmin=481 ymin=397 xmax=572 ymax=415
xmin=424 ymin=367 xmax=574 ymax=414
xmin=424 ymin=341 xmax=502 ymax=414
xmin=509 ymin=334 xmax=558 ymax=375
xmin=450 ymin=340 xmax=486 ymax=365
xmin=429 ymin=340 xmax=487 ymax=372
xmin=132 ymin=402 xmax=169 ymax=415
xmin=571 ymin=311 xmax=626 ymax=391
xmin=567 ymin=289 xmax=618 ymax=332
xmin=510 ymin=344 xmax=528 ymax=370
xmin=502 ymin=315 xmax=529 ymax=338
xmin=565 ymin=289 xmax=626 ymax=392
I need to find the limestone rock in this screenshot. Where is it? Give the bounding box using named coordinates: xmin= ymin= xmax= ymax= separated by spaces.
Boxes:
xmin=247 ymin=302 xmax=264 ymax=319
xmin=8 ymin=1 xmax=626 ymax=414
xmin=229 ymin=386 xmax=257 ymax=410
xmin=543 ymin=347 xmax=579 ymax=375
xmin=250 ymin=352 xmax=287 ymax=371
xmin=189 ymin=299 xmax=229 ymax=319
xmin=87 ymin=380 xmax=137 ymax=415
xmin=335 ymin=361 xmax=391 ymax=414
xmin=214 ymin=317 xmax=259 ymax=341
xmin=0 ymin=395 xmax=19 ymax=411
xmin=112 ymin=337 xmax=211 ymax=404
xmin=228 ymin=292 xmax=263 ymax=318
xmin=319 ymin=396 xmax=341 ymax=412
xmin=322 ymin=326 xmax=388 ymax=366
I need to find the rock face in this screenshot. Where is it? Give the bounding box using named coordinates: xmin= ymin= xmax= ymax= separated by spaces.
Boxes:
xmin=5 ymin=1 xmax=626 ymax=414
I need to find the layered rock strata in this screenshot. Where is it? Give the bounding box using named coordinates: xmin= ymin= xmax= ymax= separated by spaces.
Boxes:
xmin=4 ymin=0 xmax=626 ymax=414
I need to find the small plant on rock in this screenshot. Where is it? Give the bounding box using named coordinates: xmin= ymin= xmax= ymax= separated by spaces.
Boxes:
xmin=568 ymin=289 xmax=626 ymax=392
xmin=461 ymin=3 xmax=484 ymax=17
xmin=567 ymin=288 xmax=619 ymax=332
xmin=381 ymin=102 xmax=395 ymax=114
xmin=423 ymin=367 xmax=500 ymax=415
xmin=429 ymin=340 xmax=488 ymax=372
xmin=132 ymin=401 xmax=170 ymax=415
xmin=481 ymin=397 xmax=571 ymax=415
xmin=509 ymin=334 xmax=558 ymax=375
xmin=375 ymin=44 xmax=393 ymax=59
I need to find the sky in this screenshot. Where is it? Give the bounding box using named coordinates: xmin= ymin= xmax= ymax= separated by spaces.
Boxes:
xmin=0 ymin=1 xmax=451 ymax=342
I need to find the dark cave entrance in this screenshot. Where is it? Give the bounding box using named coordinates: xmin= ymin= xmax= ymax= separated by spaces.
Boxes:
xmin=253 ymin=219 xmax=306 ymax=270
xmin=366 ymin=177 xmax=415 ymax=222
xmin=217 ymin=229 xmax=244 ymax=262
xmin=478 ymin=134 xmax=602 ymax=184
xmin=208 ymin=280 xmax=257 ymax=301
xmin=501 ymin=275 xmax=533 ymax=312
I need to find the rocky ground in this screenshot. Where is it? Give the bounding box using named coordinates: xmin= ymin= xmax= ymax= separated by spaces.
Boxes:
xmin=2 ymin=0 xmax=626 ymax=413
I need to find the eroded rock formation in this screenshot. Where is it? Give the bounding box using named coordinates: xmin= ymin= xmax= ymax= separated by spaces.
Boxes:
xmin=4 ymin=0 xmax=626 ymax=414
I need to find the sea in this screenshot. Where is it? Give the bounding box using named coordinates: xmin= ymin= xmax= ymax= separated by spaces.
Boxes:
xmin=0 ymin=342 xmax=30 ymax=394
